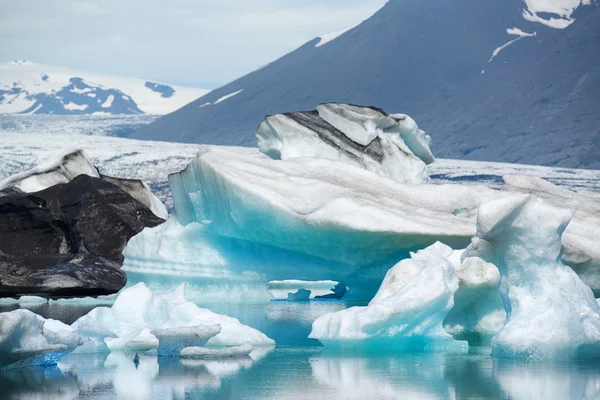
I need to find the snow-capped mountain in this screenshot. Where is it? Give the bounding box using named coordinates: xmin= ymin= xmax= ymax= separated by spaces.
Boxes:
xmin=0 ymin=61 xmax=210 ymax=115
xmin=132 ymin=0 xmax=600 ymax=169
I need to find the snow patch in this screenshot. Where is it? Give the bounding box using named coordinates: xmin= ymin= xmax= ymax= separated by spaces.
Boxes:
xmin=101 ymin=95 xmax=114 ymax=108
xmin=316 ymin=27 xmax=352 ymax=47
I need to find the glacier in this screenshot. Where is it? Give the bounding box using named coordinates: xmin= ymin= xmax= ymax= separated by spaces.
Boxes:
xmin=464 ymin=195 xmax=600 ymax=359
xmin=308 ymin=242 xmax=468 ymax=353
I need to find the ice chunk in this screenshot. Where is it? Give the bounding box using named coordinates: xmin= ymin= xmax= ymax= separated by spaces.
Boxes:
xmin=0 ymin=148 xmax=168 ymax=219
xmin=105 ymin=328 xmax=159 ymax=352
xmin=151 ymin=325 xmax=221 ymax=357
xmin=503 ymin=174 xmax=600 ymax=295
xmin=309 ymin=242 xmax=468 ymax=352
xmin=443 ymin=256 xmax=505 ymax=336
xmin=0 ymin=149 xmax=98 ymax=194
xmin=315 ymin=103 xmax=395 ymax=146
xmin=389 ymin=113 xmax=435 ymax=165
xmin=72 ymin=282 xmax=275 ymax=352
xmin=465 ymin=195 xmax=600 ymax=359
xmin=0 ymin=309 xmax=70 ymax=369
xmin=101 ymin=175 xmax=168 ymax=220
xmin=180 ymin=343 xmax=254 ymax=359
xmin=257 ymin=106 xmax=430 ymax=184
xmin=168 ymin=146 xmax=482 ymax=267
xmin=267 ymin=280 xmax=347 ymax=300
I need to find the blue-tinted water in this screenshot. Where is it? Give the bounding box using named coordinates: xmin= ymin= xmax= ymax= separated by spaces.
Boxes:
xmin=2 ymin=303 xmax=600 ymax=399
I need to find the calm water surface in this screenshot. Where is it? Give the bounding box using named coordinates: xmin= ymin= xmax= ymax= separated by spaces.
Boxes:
xmin=2 ymin=303 xmax=600 ymax=400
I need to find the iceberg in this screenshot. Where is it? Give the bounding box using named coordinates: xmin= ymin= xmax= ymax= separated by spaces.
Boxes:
xmin=0 ymin=148 xmax=168 ymax=219
xmin=504 ymin=174 xmax=600 ymax=296
xmin=180 ymin=343 xmax=254 ymax=359
xmin=126 ymin=143 xmax=600 ymax=303
xmin=267 ymin=280 xmax=347 ymax=301
xmin=464 ymin=195 xmax=600 ymax=359
xmin=0 ymin=309 xmax=74 ymax=369
xmin=309 ymin=242 xmax=468 ymax=352
xmin=443 ymin=256 xmax=505 ymax=337
xmin=0 ymin=149 xmax=98 ymax=194
xmin=256 ymin=103 xmax=431 ymax=184
xmin=152 ymin=325 xmax=221 ymax=357
xmin=71 ymin=282 xmax=274 ymax=352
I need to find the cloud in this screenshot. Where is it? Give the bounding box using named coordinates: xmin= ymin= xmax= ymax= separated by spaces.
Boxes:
xmin=0 ymin=0 xmax=387 ymax=87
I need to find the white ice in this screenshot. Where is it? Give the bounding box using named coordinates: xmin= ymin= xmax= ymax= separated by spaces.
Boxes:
xmin=267 ymin=280 xmax=346 ymax=300
xmin=71 ymin=282 xmax=275 ymax=353
xmin=0 ymin=148 xmax=168 ymax=219
xmin=0 ymin=309 xmax=76 ymax=369
xmin=180 ymin=343 xmax=254 ymax=359
xmin=152 ymin=325 xmax=221 ymax=357
xmin=464 ymin=195 xmax=600 ymax=359
xmin=0 ymin=148 xmax=98 ymax=193
xmin=257 ymin=103 xmax=431 ymax=184
xmin=309 ymin=242 xmax=468 ymax=352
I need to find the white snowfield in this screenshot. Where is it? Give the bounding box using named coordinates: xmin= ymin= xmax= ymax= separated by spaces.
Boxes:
xmin=0 ymin=61 xmax=209 ymax=115
xmin=309 ymin=242 xmax=468 ymax=352
xmin=464 ymin=195 xmax=600 ymax=359
xmin=523 ymin=0 xmax=593 ymax=28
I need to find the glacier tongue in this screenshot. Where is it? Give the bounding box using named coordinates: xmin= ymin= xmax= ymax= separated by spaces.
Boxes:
xmin=256 ymin=103 xmax=431 ymax=184
xmin=308 ymin=242 xmax=468 ymax=352
xmin=465 ymin=195 xmax=600 ymax=359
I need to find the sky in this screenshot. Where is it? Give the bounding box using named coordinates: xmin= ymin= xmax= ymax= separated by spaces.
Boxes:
xmin=0 ymin=0 xmax=388 ymax=89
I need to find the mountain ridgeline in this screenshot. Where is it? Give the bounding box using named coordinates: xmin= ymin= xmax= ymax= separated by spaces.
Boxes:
xmin=132 ymin=0 xmax=600 ymax=169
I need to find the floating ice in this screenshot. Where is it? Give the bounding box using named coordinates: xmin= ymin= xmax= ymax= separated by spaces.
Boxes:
xmin=465 ymin=195 xmax=600 ymax=359
xmin=0 ymin=295 xmax=49 ymax=305
xmin=152 ymin=325 xmax=221 ymax=357
xmin=129 ymin=145 xmax=600 ymax=301
xmin=71 ymin=282 xmax=274 ymax=352
xmin=257 ymin=103 xmax=431 ymax=184
xmin=443 ymin=256 xmax=505 ymax=337
xmin=0 ymin=309 xmax=75 ymax=369
xmin=309 ymin=242 xmax=468 ymax=352
xmin=0 ymin=149 xmax=98 ymax=194
xmin=267 ymin=280 xmax=346 ymax=301
xmin=0 ymin=148 xmax=168 ymax=219
xmin=180 ymin=343 xmax=254 ymax=359
xmin=504 ymin=174 xmax=600 ymax=294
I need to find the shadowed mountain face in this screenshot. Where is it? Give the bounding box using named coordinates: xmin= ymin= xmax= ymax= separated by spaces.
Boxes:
xmin=132 ymin=0 xmax=600 ymax=169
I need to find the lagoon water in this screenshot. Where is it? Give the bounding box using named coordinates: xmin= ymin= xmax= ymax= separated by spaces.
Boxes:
xmin=2 ymin=302 xmax=600 ymax=400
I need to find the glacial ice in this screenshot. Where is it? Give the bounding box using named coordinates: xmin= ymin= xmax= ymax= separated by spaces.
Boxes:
xmin=256 ymin=103 xmax=431 ymax=184
xmin=0 ymin=149 xmax=98 ymax=194
xmin=126 ymin=144 xmax=600 ymax=302
xmin=0 ymin=309 xmax=75 ymax=369
xmin=464 ymin=195 xmax=600 ymax=359
xmin=71 ymin=282 xmax=275 ymax=352
xmin=443 ymin=256 xmax=505 ymax=337
xmin=309 ymin=242 xmax=468 ymax=352
xmin=152 ymin=325 xmax=221 ymax=357
xmin=504 ymin=174 xmax=600 ymax=295
xmin=267 ymin=280 xmax=346 ymax=301
xmin=180 ymin=343 xmax=254 ymax=359
xmin=0 ymin=148 xmax=168 ymax=219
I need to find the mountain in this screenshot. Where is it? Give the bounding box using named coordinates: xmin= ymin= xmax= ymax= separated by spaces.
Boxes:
xmin=132 ymin=0 xmax=600 ymax=169
xmin=0 ymin=61 xmax=210 ymax=115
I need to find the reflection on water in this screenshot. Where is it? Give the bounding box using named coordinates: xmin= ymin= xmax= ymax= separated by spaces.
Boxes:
xmin=2 ymin=347 xmax=600 ymax=400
